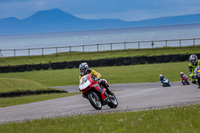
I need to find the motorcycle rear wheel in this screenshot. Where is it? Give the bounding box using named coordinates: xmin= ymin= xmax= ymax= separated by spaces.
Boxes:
xmin=107 ymin=95 xmax=118 ymax=108
xmin=88 ymin=92 xmax=102 ymax=110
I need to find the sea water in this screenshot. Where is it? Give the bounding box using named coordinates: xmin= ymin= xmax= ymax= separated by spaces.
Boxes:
xmin=0 ymin=23 xmax=200 ymax=57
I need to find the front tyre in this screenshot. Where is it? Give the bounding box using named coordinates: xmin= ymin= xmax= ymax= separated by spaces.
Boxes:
xmin=107 ymin=95 xmax=118 ymax=108
xmin=163 ymin=83 xmax=166 ymax=87
xmin=88 ymin=92 xmax=102 ymax=110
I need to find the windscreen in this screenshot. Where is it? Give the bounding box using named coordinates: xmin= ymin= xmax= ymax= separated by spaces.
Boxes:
xmin=80 ymin=75 xmax=88 ymax=85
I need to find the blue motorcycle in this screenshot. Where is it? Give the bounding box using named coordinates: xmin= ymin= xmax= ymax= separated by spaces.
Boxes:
xmin=162 ymin=77 xmax=171 ymax=87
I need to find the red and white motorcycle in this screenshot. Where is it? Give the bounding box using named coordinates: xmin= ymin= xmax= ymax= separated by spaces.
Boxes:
xmin=181 ymin=74 xmax=190 ymax=85
xmin=79 ymin=74 xmax=118 ymax=110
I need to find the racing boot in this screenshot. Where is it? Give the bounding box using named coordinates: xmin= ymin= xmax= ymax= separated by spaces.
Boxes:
xmin=105 ymin=87 xmax=114 ymax=96
xmin=100 ymin=79 xmax=114 ymax=96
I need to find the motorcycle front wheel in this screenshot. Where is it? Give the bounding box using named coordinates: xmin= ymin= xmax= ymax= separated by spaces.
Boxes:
xmin=88 ymin=92 xmax=102 ymax=110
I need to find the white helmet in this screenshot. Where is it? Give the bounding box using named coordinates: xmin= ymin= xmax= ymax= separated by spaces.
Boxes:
xmin=79 ymin=62 xmax=89 ymax=75
xmin=159 ymin=74 xmax=163 ymax=77
xmin=180 ymin=72 xmax=184 ymax=75
xmin=189 ymin=54 xmax=198 ymax=65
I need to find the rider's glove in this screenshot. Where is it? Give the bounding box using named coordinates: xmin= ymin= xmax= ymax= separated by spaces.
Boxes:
xmin=94 ymin=77 xmax=100 ymax=81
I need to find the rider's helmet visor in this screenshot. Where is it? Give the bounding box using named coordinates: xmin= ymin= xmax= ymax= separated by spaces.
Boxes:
xmin=80 ymin=68 xmax=85 ymax=73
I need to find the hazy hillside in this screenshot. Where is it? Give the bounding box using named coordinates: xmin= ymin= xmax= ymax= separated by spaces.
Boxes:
xmin=0 ymin=8 xmax=200 ymax=35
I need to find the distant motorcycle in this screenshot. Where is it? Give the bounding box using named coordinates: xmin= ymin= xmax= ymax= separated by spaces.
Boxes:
xmin=181 ymin=74 xmax=190 ymax=85
xmin=79 ymin=74 xmax=118 ymax=110
xmin=194 ymin=65 xmax=200 ymax=89
xmin=162 ymin=77 xmax=171 ymax=87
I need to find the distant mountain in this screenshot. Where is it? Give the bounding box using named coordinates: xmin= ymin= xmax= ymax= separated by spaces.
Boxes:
xmin=0 ymin=8 xmax=200 ymax=35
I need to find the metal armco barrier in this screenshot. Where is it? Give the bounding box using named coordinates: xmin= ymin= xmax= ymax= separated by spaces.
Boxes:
xmin=0 ymin=38 xmax=200 ymax=57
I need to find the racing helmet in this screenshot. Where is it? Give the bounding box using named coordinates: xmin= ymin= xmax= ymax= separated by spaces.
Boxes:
xmin=159 ymin=74 xmax=163 ymax=77
xmin=79 ymin=62 xmax=89 ymax=75
xmin=180 ymin=72 xmax=184 ymax=75
xmin=189 ymin=54 xmax=198 ymax=65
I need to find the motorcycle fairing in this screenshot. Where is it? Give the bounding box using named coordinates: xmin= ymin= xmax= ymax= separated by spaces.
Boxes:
xmin=79 ymin=79 xmax=91 ymax=91
xmin=91 ymin=83 xmax=107 ymax=100
xmin=79 ymin=74 xmax=107 ymax=101
xmin=79 ymin=75 xmax=92 ymax=91
xmin=100 ymin=88 xmax=107 ymax=100
xmin=163 ymin=78 xmax=169 ymax=83
xmin=182 ymin=75 xmax=188 ymax=80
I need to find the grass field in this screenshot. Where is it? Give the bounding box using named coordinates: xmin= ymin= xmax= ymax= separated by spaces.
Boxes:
xmin=0 ymin=61 xmax=190 ymax=86
xmin=0 ymin=78 xmax=47 ymax=93
xmin=0 ymin=47 xmax=199 ymax=132
xmin=0 ymin=78 xmax=79 ymax=107
xmin=0 ymin=104 xmax=200 ymax=133
xmin=0 ymin=45 xmax=200 ymax=66
xmin=0 ymin=61 xmax=190 ymax=107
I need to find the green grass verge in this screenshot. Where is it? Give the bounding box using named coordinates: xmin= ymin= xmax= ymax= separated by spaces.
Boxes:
xmin=0 ymin=45 xmax=200 ymax=66
xmin=0 ymin=92 xmax=80 ymax=108
xmin=0 ymin=78 xmax=47 ymax=93
xmin=0 ymin=61 xmax=190 ymax=86
xmin=0 ymin=78 xmax=74 ymax=107
xmin=0 ymin=61 xmax=191 ymax=107
xmin=0 ymin=104 xmax=200 ymax=132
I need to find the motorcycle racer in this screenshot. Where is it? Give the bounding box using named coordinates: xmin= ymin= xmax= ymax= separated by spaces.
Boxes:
xmin=180 ymin=72 xmax=185 ymax=84
xmin=79 ymin=62 xmax=114 ymax=96
xmin=188 ymin=54 xmax=200 ymax=84
xmin=159 ymin=74 xmax=165 ymax=84
xmin=180 ymin=72 xmax=190 ymax=85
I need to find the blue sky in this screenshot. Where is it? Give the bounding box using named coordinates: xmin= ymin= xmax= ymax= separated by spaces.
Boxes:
xmin=0 ymin=0 xmax=200 ymax=21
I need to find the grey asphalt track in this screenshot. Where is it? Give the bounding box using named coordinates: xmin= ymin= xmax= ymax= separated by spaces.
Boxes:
xmin=0 ymin=82 xmax=200 ymax=123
